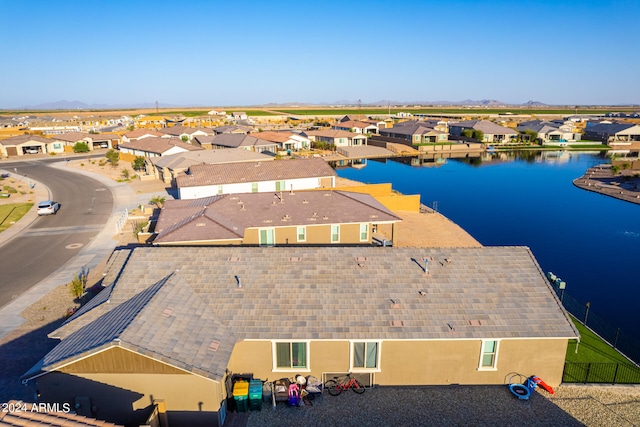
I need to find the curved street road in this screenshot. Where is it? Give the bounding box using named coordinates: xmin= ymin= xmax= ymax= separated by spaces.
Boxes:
xmin=0 ymin=159 xmax=113 ymax=308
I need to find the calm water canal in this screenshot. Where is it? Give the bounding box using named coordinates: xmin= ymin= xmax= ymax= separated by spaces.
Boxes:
xmin=337 ymin=151 xmax=640 ymax=338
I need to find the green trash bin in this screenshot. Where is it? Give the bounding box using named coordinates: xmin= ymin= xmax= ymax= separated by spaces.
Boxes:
xmin=249 ymin=380 xmax=262 ymax=411
xmin=233 ymin=381 xmax=249 ymax=412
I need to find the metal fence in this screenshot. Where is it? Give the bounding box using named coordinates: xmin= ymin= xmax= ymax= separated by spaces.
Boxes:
xmin=549 ymin=276 xmax=640 ymax=366
xmin=563 ymin=362 xmax=640 ymax=384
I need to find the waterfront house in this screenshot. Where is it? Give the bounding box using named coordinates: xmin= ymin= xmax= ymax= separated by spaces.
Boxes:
xmin=449 ymin=120 xmax=518 ymax=143
xmin=23 ymin=245 xmax=578 ymax=426
xmin=175 ymin=157 xmax=336 ymax=199
xmin=582 ymin=122 xmax=640 ymax=144
xmin=152 ymin=190 xmax=401 ymax=245
xmin=516 ymin=120 xmax=581 ymax=144
xmin=380 ymin=122 xmax=448 ymax=145
xmin=251 ymin=131 xmax=310 ymax=152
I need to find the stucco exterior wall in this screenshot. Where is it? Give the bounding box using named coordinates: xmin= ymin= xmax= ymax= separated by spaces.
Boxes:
xmin=225 ymin=338 xmax=568 ymax=388
xmin=243 ymin=222 xmax=369 ymax=245
xmin=179 ymin=176 xmax=333 ymax=199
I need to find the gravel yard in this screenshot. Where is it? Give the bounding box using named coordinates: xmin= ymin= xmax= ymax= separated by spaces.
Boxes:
xmin=237 ymin=384 xmax=640 ymax=427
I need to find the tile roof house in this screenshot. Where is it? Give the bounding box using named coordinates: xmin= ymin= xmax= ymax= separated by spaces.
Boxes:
xmin=582 ymin=122 xmax=640 ymax=144
xmin=516 ymin=120 xmax=581 ymax=144
xmin=380 ymin=122 xmax=448 ymax=145
xmin=304 ymin=129 xmax=368 ymax=147
xmin=51 ymin=132 xmax=121 ymax=151
xmin=194 ymin=134 xmax=278 ymax=153
xmin=152 ymin=190 xmax=401 ymax=245
xmin=0 ymin=134 xmax=52 ymax=156
xmin=176 ymin=157 xmax=337 ymax=199
xmin=149 ymin=149 xmax=274 ymax=184
xmin=212 ymin=125 xmax=252 ymax=135
xmin=332 ymin=120 xmax=378 ymax=134
xmin=449 ymin=120 xmax=518 ymax=143
xmin=119 ymin=137 xmax=204 ymax=158
xmin=250 ymin=131 xmax=310 ymax=151
xmin=120 ymin=129 xmax=165 ymax=143
xmin=23 ymin=246 xmax=578 ymax=427
xmin=157 ymin=125 xmax=214 ymax=141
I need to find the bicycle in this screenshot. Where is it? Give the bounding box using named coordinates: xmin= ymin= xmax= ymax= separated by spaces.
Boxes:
xmin=324 ymin=373 xmax=366 ymax=396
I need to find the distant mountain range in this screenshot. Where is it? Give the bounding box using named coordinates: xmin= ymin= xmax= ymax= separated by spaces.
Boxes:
xmin=7 ymin=99 xmax=637 ymax=111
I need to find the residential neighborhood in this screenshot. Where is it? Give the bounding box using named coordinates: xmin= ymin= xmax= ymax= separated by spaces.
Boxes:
xmin=1 ymin=105 xmax=640 ymax=427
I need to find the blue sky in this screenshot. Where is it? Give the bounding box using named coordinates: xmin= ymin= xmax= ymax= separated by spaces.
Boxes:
xmin=1 ymin=0 xmax=638 ymax=108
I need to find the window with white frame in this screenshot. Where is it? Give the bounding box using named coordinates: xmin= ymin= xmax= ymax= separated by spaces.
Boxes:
xmin=217 ymin=185 xmax=223 ymax=195
xmin=259 ymin=228 xmax=275 ymax=246
xmin=251 ymin=182 xmax=258 ymax=193
xmin=275 ymin=180 xmax=286 ymax=191
xmin=351 ymin=341 xmax=379 ymax=370
xmin=274 ymin=341 xmax=308 ymax=370
xmin=330 ymin=225 xmax=340 ymax=243
xmin=297 ymin=226 xmax=306 ymax=242
xmin=360 ymin=223 xmax=368 ymax=241
xmin=478 ymin=340 xmax=499 ymax=370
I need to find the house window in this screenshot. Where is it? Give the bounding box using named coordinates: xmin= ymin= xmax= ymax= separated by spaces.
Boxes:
xmin=275 ymin=180 xmax=286 ymax=191
xmin=251 ymin=183 xmax=259 ymax=193
xmin=259 ymin=228 xmax=275 ymax=246
xmin=217 ymin=185 xmax=223 ymax=195
xmin=479 ymin=340 xmax=499 ymax=370
xmin=360 ymin=224 xmax=368 ymax=241
xmin=274 ymin=342 xmax=308 ymax=370
xmin=297 ymin=226 xmax=306 ymax=242
xmin=330 ymin=225 xmax=340 ymax=243
xmin=352 ymin=341 xmax=379 ymax=370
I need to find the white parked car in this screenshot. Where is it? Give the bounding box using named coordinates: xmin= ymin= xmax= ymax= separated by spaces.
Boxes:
xmin=37 ymin=200 xmax=60 ymax=216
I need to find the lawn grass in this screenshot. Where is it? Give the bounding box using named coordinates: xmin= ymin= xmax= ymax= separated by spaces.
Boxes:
xmin=0 ymin=203 xmax=33 ymax=233
xmin=565 ymin=315 xmax=630 ymax=364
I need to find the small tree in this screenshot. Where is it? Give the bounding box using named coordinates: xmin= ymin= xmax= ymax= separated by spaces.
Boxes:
xmin=73 ymin=142 xmax=90 ymax=153
xmin=471 ymin=130 xmax=484 ymax=141
xmin=69 ymin=270 xmax=87 ymax=299
xmin=181 ymin=135 xmax=189 ymax=142
xmin=150 ymin=195 xmax=166 ymax=208
xmin=105 ymin=149 xmax=119 ymax=168
xmin=121 ymin=168 xmax=131 ymax=179
xmin=132 ymin=156 xmax=146 ymax=171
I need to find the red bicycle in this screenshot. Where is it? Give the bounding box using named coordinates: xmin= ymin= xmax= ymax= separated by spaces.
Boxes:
xmin=325 ymin=373 xmax=366 ymax=396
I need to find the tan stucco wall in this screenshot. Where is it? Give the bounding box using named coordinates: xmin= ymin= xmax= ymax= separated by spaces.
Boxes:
xmin=244 ymin=223 xmax=369 ymax=245
xmin=332 ymin=183 xmax=393 ymax=197
xmin=226 ymin=339 xmax=568 ymax=387
xmin=38 ymin=371 xmax=222 ymax=426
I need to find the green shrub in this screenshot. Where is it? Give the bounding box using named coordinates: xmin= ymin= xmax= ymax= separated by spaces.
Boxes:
xmin=73 ymin=142 xmax=90 ymax=153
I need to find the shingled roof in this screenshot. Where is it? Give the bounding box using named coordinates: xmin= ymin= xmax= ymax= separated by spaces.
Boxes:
xmin=26 ymin=272 xmax=236 ymax=382
xmin=153 ymin=190 xmax=401 ymax=244
xmin=119 ymin=137 xmax=203 ymax=155
xmin=30 ymin=245 xmax=578 ymax=383
xmin=176 ymin=157 xmax=336 ymax=188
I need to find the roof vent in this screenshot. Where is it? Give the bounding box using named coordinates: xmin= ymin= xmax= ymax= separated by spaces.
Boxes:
xmin=228 ymin=256 xmax=241 ymax=262
xmin=209 ymin=340 xmax=220 ymax=352
xmin=240 ymin=203 xmax=245 ymax=210
xmin=162 ymin=307 xmax=174 ymax=317
xmin=418 ymin=290 xmax=427 ymax=296
xmin=263 ymin=219 xmax=272 ymax=223
xmin=290 ymin=256 xmax=301 ymax=262
xmin=468 ymin=320 xmax=483 ymax=327
xmin=282 ymin=214 xmax=291 ymax=221
xmin=369 ymin=215 xmax=378 ymax=219
xmin=390 ymin=299 xmax=400 ymax=309
xmin=323 ymin=193 xmax=331 ymax=196
xmin=196 ymin=223 xmax=206 ymax=227
xmin=302 ymin=199 xmax=308 ymax=204
xmin=390 ymin=320 xmax=404 ymax=327
xmin=322 ymin=215 xmax=328 ymax=220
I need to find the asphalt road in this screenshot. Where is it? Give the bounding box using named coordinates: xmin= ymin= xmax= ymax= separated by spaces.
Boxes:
xmin=0 ymin=159 xmax=113 ymax=307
